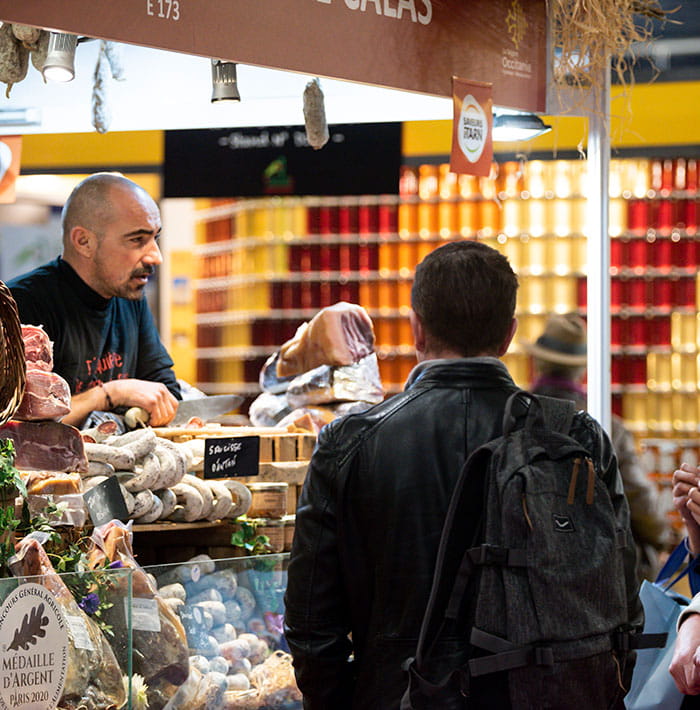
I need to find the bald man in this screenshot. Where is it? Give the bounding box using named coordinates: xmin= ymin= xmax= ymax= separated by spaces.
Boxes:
xmin=8 ymin=173 xmax=180 ymax=427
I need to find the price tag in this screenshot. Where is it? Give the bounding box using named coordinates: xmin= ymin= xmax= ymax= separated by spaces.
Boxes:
xmin=203 ymin=436 xmax=259 ymax=479
xmin=83 ymin=477 xmax=129 ymax=527
xmin=124 ymin=598 xmax=161 ymax=633
xmin=65 ymin=615 xmax=94 ymax=652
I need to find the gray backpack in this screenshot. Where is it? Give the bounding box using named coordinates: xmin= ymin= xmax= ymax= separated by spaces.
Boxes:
xmin=402 ymin=391 xmax=661 ymax=709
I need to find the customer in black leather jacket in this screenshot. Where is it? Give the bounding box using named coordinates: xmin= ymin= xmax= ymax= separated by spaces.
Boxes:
xmin=284 ymin=241 xmax=642 ymax=709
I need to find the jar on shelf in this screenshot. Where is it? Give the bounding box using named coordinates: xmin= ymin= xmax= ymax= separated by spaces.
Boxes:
xmin=247 ymin=483 xmax=288 ymax=519
xmin=628 ymin=200 xmax=649 ymax=236
xmin=671 ymin=312 xmax=697 ymax=350
xmin=282 ymin=515 xmax=296 ymax=552
xmin=501 ymin=199 xmax=523 ymax=238
xmin=497 ymin=161 xmax=524 ymax=199
xmin=622 ymin=391 xmax=647 ymax=431
xmin=548 ymin=277 xmax=578 ymax=314
xmin=523 ymin=160 xmax=547 ymax=198
xmin=458 ymin=199 xmax=479 ymax=238
xmin=647 ymin=352 xmax=672 ymax=391
xmin=522 ymin=235 xmax=548 ymax=275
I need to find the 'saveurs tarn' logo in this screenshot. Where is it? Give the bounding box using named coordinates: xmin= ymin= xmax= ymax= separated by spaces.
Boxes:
xmin=457 ymin=95 xmax=488 ymax=165
xmin=505 ymin=0 xmax=527 ymax=50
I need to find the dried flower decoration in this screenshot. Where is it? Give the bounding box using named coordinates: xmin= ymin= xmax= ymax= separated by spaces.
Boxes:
xmin=549 ymin=0 xmax=679 ymax=108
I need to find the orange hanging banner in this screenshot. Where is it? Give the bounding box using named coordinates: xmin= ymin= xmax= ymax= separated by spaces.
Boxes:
xmin=450 ymin=77 xmax=493 ymax=177
xmin=0 ymin=136 xmax=21 ymax=204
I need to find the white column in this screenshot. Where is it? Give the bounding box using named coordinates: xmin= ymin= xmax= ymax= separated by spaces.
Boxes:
xmin=586 ymin=64 xmax=612 ymax=434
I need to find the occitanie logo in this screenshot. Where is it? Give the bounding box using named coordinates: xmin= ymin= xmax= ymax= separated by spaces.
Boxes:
xmin=506 ymin=0 xmax=528 ymax=50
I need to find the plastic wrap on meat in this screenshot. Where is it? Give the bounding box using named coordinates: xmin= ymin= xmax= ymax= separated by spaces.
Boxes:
xmin=276 ymin=401 xmax=377 ymax=433
xmin=277 ymin=302 xmax=375 ymax=377
xmin=259 ymin=351 xmax=296 ymax=394
xmin=285 ymin=353 xmax=384 ymax=409
xmin=0 ymin=420 xmax=88 ymax=473
xmin=88 ymin=520 xmax=189 ymax=709
xmin=9 ymin=536 xmax=126 ymax=710
xmin=21 ymin=324 xmax=53 ymax=371
xmin=14 ymin=368 xmax=71 ymax=421
xmin=23 ymin=470 xmax=82 ymax=495
xmin=248 ymin=391 xmax=292 ymax=427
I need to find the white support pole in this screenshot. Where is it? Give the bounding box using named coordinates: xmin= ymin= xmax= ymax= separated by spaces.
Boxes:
xmin=586 ymin=64 xmax=612 ymax=435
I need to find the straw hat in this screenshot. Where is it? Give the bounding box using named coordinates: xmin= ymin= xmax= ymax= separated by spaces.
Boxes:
xmin=522 ymin=313 xmax=587 ymax=366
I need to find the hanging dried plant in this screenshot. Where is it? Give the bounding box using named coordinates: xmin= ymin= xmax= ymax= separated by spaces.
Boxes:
xmin=549 ymin=0 xmax=675 ymax=96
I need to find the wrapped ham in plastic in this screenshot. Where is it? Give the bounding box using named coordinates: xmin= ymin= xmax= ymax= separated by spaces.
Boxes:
xmin=9 ymin=535 xmax=126 ymax=710
xmin=285 ymin=353 xmax=384 ymax=409
xmin=277 ymin=301 xmax=375 ymax=377
xmin=21 ymin=324 xmax=53 ymax=371
xmin=88 ymin=520 xmax=190 ymax=709
xmin=14 ymin=367 xmax=71 ymax=421
xmin=0 ymin=420 xmax=88 ymax=473
xmin=23 ymin=470 xmax=82 ymax=496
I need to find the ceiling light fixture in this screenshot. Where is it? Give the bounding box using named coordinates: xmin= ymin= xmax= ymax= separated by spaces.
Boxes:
xmin=0 ymin=108 xmax=41 ymax=127
xmin=492 ymin=112 xmax=552 ymax=142
xmin=211 ymin=60 xmax=241 ymax=102
xmin=42 ymin=32 xmax=78 ymax=83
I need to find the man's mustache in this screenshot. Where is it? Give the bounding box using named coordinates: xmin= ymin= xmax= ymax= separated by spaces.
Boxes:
xmin=132 ymin=266 xmax=155 ymax=278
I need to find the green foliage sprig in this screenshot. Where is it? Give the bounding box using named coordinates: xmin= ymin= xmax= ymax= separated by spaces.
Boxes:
xmin=0 ymin=439 xmax=26 ymax=497
xmin=48 ymin=537 xmax=115 ymax=638
xmin=231 ymin=518 xmax=272 ymax=556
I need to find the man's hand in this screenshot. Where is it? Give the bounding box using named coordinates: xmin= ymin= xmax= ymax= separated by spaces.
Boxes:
xmin=106 ymin=379 xmax=179 ymax=427
xmin=671 ymin=613 xmax=700 ymax=695
xmin=673 ymin=463 xmax=700 ymax=554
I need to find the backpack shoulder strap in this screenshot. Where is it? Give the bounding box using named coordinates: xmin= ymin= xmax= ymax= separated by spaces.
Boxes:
xmin=530 ymin=393 xmax=576 ymax=436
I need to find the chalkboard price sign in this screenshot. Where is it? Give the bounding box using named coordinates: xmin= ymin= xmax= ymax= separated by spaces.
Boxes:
xmin=83 ymin=476 xmax=129 ymax=527
xmin=204 ymin=436 xmax=260 ymax=479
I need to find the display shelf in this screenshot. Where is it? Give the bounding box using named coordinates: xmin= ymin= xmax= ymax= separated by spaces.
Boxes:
xmin=186 ymin=157 xmax=700 ymax=446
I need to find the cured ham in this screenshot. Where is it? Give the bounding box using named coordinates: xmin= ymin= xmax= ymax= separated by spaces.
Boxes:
xmin=88 ymin=520 xmax=189 ymax=709
xmin=21 ymin=324 xmax=53 ymax=372
xmin=14 ymin=368 xmax=71 ymax=421
xmin=10 ymin=536 xmax=126 ymax=710
xmin=0 ymin=420 xmax=88 ymax=473
xmin=277 ymin=301 xmax=375 ymax=377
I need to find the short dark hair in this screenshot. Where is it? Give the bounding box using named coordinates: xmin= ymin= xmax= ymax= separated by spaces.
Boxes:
xmin=411 ymin=241 xmax=518 ymax=356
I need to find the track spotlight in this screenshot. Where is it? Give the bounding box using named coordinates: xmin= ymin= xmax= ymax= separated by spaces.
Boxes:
xmin=211 ymin=60 xmax=240 ymax=103
xmin=42 ymin=32 xmax=78 ymax=83
xmin=492 ymin=112 xmax=552 ymax=142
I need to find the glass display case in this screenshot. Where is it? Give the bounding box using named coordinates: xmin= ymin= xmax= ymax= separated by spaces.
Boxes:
xmin=0 ymin=551 xmax=298 ymax=710
xmin=142 ymin=553 xmax=298 ymax=710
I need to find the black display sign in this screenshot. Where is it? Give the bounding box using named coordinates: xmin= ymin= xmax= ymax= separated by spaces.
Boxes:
xmin=204 ymin=436 xmax=260 ymax=479
xmin=83 ymin=476 xmax=129 ymax=527
xmin=164 ymin=122 xmax=402 ymax=198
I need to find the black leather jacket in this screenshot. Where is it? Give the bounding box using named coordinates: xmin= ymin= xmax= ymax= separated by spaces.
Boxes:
xmin=284 ymin=358 xmax=642 ymax=710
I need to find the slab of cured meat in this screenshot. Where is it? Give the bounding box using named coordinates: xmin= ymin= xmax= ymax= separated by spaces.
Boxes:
xmin=10 ymin=536 xmax=126 ymax=710
xmin=277 ymin=301 xmax=375 ymax=377
xmin=21 ymin=324 xmax=53 ymax=371
xmin=14 ymin=368 xmax=71 ymax=421
xmin=0 ymin=420 xmax=88 ymax=473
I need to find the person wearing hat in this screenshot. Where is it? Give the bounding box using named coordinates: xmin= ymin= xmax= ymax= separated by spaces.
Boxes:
xmin=524 ymin=312 xmax=671 ymax=582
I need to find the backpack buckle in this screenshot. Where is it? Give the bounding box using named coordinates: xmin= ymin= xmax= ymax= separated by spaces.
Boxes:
xmin=470 ymin=544 xmax=509 ymax=566
xmin=532 ymin=646 xmax=554 ymax=668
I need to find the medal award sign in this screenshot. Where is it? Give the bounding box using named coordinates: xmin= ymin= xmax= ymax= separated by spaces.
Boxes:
xmin=0 ymin=583 xmax=68 ymax=710
xmin=450 ymin=78 xmax=493 ymax=177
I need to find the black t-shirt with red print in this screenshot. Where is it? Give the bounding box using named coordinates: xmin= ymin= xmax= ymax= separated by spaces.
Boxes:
xmin=7 ymin=257 xmax=180 ymax=400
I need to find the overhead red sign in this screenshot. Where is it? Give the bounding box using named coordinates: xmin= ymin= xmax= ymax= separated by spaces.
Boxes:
xmin=0 ymin=0 xmax=546 ymax=112
xmin=450 ymin=78 xmax=493 ymax=177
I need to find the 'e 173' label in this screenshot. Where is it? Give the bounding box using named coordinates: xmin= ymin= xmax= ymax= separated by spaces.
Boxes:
xmin=147 ymin=0 xmax=180 ymax=21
